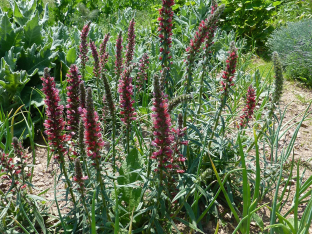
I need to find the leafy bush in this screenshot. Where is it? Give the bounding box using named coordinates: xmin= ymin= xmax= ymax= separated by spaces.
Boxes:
xmin=267 ymin=19 xmax=312 ymax=85
xmin=219 ymin=0 xmax=280 ymax=49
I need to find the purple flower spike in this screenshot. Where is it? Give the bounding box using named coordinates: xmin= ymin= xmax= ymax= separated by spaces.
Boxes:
xmin=125 ymin=19 xmax=136 ymax=66
xmin=115 ymin=31 xmax=123 ymax=78
xmin=136 ymin=53 xmax=149 ymax=92
xmin=41 ymin=68 xmax=66 ymax=162
xmin=238 ymin=85 xmax=256 ymax=129
xmin=90 ymin=40 xmax=101 ymax=79
xmin=220 ymin=42 xmax=238 ymax=98
xmin=80 ymin=22 xmax=91 ymax=78
xmin=158 ymin=0 xmax=175 ymax=69
xmin=118 ymin=66 xmax=136 ymax=126
xmin=100 ymin=33 xmax=110 ymax=70
xmin=81 ymin=88 xmax=105 ymax=161
xmin=151 ymin=74 xmax=174 ymax=170
xmin=66 ymin=65 xmax=83 ymax=140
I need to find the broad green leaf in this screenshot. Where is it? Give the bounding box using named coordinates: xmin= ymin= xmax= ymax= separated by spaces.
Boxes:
xmin=23 ymin=13 xmax=43 ymax=48
xmin=13 ymin=0 xmax=36 ymax=26
xmin=18 ymin=43 xmax=57 ymax=75
xmin=3 ymin=47 xmax=18 ymax=71
xmin=0 ymin=58 xmax=30 ymax=96
xmin=0 ymin=14 xmax=23 ymax=58
xmin=66 ymin=47 xmax=77 ymax=65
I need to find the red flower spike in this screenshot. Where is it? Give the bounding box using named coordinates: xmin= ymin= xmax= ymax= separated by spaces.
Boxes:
xmin=115 ymin=31 xmax=123 ymax=77
xmin=118 ymin=66 xmax=137 ymax=126
xmin=220 ymin=41 xmax=238 ymax=98
xmin=238 ymin=85 xmax=256 ymax=129
xmin=125 ymin=19 xmax=136 ymax=66
xmin=41 ymin=68 xmax=67 ymax=162
xmin=81 ymin=88 xmax=105 ymax=160
xmin=66 ymin=65 xmax=83 ymax=140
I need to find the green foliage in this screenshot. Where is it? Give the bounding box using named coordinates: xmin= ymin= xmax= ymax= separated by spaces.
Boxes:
xmin=220 ymin=0 xmax=279 ymax=49
xmin=267 ymin=19 xmax=312 ymax=85
xmin=271 ymin=0 xmax=312 ymax=27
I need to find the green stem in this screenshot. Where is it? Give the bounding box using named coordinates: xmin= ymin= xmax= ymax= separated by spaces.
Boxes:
xmin=112 ymin=115 xmax=116 ymax=172
xmin=60 ymin=162 xmax=76 ymax=206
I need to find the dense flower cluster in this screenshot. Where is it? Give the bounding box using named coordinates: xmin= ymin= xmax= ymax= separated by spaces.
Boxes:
xmin=203 ymin=1 xmax=219 ymax=53
xmin=185 ymin=5 xmax=224 ymax=67
xmin=238 ymin=85 xmax=256 ymax=128
xmin=158 ymin=0 xmax=174 ymax=68
xmin=79 ymin=22 xmax=91 ymax=73
xmin=100 ymin=33 xmax=110 ymax=69
xmin=41 ymin=68 xmax=66 ymax=161
xmin=136 ymin=53 xmax=149 ymax=91
xmin=115 ymin=31 xmax=123 ymax=77
xmin=125 ymin=19 xmax=135 ymax=66
xmin=81 ymin=88 xmax=105 ymax=160
xmin=90 ymin=40 xmax=101 ymax=79
xmin=118 ymin=66 xmax=136 ymax=126
xmin=220 ymin=41 xmax=238 ymax=98
xmin=66 ymin=65 xmax=83 ymax=140
xmin=151 ymin=74 xmax=174 ymax=170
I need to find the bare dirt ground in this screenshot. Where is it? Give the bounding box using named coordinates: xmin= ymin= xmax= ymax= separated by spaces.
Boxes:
xmin=25 ymin=79 xmax=312 ymax=233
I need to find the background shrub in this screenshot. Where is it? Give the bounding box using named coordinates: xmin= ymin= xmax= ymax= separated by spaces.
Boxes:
xmin=267 ymin=19 xmax=312 ymax=85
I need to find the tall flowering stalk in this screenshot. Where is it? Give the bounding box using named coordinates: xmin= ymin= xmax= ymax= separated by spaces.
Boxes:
xmin=90 ymin=40 xmax=101 ymax=89
xmin=41 ymin=68 xmax=76 ymax=204
xmin=185 ymin=4 xmax=225 ymax=92
xmin=238 ymin=85 xmax=256 ymax=129
xmin=81 ymin=88 xmax=105 ymax=161
xmin=100 ymin=33 xmax=110 ymax=70
xmin=41 ymin=68 xmax=67 ymax=162
xmin=220 ymin=41 xmax=238 ymax=103
xmin=81 ymin=88 xmax=108 ymax=213
xmin=136 ymin=53 xmax=149 ymax=92
xmin=125 ymin=19 xmax=135 ymax=67
xmin=203 ymin=42 xmax=238 ymax=163
xmin=151 ymin=74 xmax=174 ymax=195
xmin=80 ymin=22 xmax=91 ymax=81
xmin=102 ymin=73 xmax=116 ymax=171
xmin=198 ymin=2 xmax=222 ymax=116
xmin=118 ymin=66 xmax=136 ymax=153
xmin=158 ymin=0 xmax=174 ymax=85
xmin=115 ymin=32 xmax=123 ymax=77
xmin=115 ymin=31 xmax=123 ymax=98
xmin=270 ymin=51 xmax=284 ymax=116
xmin=66 ymin=65 xmax=83 ymax=140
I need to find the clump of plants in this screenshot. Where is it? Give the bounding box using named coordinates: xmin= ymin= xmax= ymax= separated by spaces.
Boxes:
xmin=1 ymin=0 xmax=312 ymax=233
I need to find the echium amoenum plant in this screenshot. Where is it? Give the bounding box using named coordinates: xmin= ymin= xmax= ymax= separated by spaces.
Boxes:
xmin=158 ymin=0 xmax=174 ymax=86
xmin=270 ymin=51 xmax=283 ymax=116
xmin=238 ymin=85 xmax=256 ymax=129
xmin=118 ymin=65 xmax=137 ymax=153
xmin=185 ymin=4 xmax=225 ymax=92
xmin=125 ymin=18 xmax=135 ymax=66
xmin=66 ymin=65 xmax=83 ymax=140
xmin=42 ymin=68 xmax=76 ymax=204
xmin=151 ymin=74 xmax=174 ymax=180
xmin=42 ymin=68 xmax=67 ymax=162
xmin=80 ymin=22 xmax=91 ymax=81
